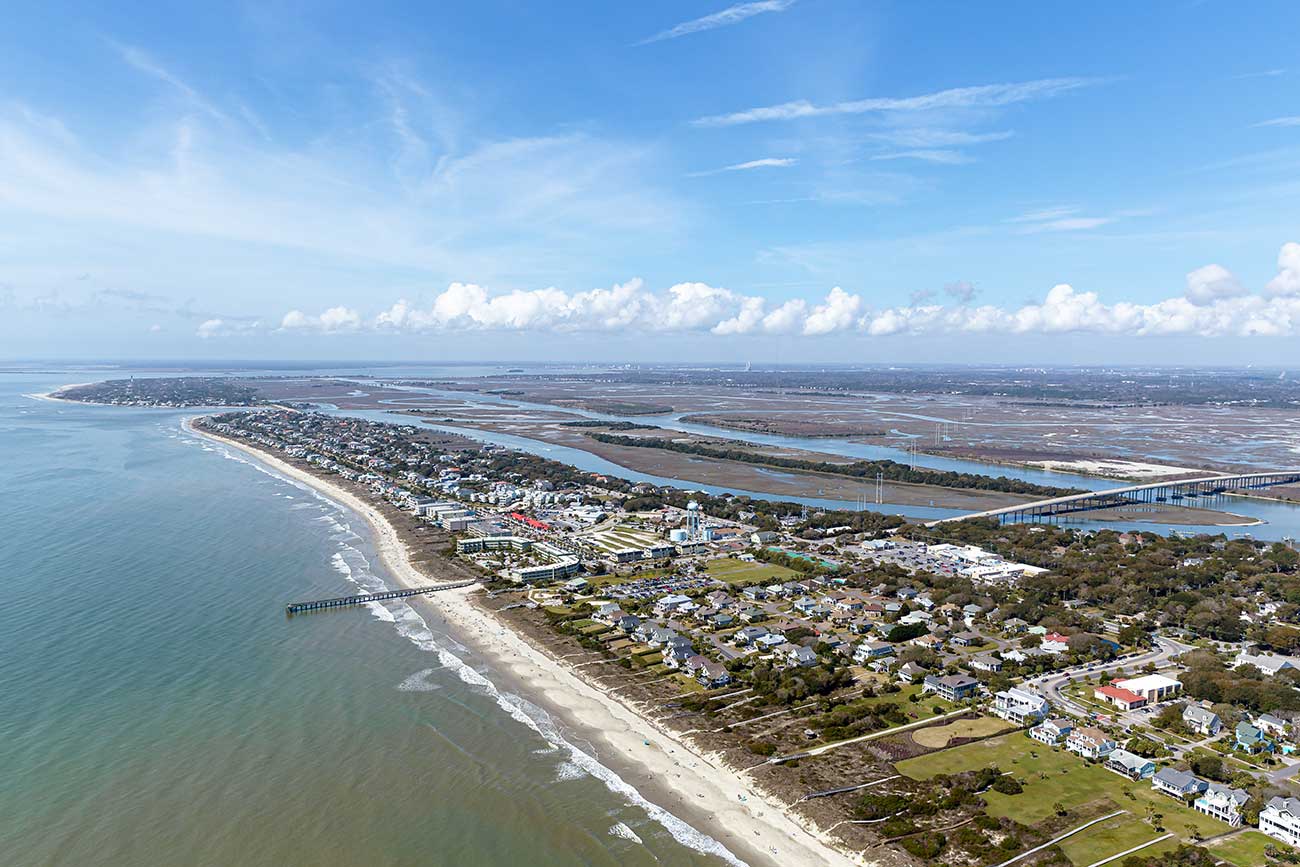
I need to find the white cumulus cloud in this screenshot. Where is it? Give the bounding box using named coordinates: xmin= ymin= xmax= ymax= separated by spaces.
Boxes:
xmin=1185 ymin=264 xmax=1245 ymax=305
xmin=280 ymin=306 xmax=361 ymax=333
xmin=277 ymin=243 xmax=1300 ymax=341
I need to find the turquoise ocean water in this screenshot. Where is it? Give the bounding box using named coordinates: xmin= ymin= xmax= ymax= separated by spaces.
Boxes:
xmin=0 ymin=370 xmax=733 ymax=866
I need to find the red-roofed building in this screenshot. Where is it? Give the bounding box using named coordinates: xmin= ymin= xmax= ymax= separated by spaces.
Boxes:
xmin=1041 ymin=632 xmax=1071 ymax=653
xmin=1094 ymin=684 xmax=1147 ymax=711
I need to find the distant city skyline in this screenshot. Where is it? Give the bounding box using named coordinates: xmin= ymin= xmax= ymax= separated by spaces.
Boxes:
xmin=3 ymin=2 xmax=1299 ymax=362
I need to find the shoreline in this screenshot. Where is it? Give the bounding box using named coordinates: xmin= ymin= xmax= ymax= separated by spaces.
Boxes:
xmin=188 ymin=418 xmax=862 ymax=867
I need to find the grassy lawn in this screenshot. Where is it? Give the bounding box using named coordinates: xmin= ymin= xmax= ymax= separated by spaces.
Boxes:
xmin=820 ymin=684 xmax=956 ymax=728
xmin=1206 ymin=830 xmax=1291 ymax=866
xmin=585 ymin=572 xmax=635 ymax=587
xmin=703 ymin=558 xmax=800 ymax=585
xmin=672 ymin=674 xmax=705 ymax=693
xmin=897 ymin=734 xmax=1229 ymax=839
xmin=631 ymin=648 xmax=662 ymax=667
xmin=858 ymin=680 xmax=954 ymax=718
xmin=911 ymin=715 xmax=1011 ymax=749
xmin=1055 ymin=813 xmax=1176 ymax=866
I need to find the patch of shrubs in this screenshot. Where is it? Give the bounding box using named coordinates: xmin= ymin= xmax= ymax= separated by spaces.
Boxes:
xmin=991 ymin=776 xmax=1023 ymax=795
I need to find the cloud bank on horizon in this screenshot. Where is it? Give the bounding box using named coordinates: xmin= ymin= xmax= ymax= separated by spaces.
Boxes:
xmin=266 ymin=242 xmax=1300 ymax=340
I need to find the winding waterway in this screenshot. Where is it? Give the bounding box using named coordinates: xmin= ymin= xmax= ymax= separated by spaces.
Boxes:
xmin=335 ymin=381 xmax=1300 ymax=540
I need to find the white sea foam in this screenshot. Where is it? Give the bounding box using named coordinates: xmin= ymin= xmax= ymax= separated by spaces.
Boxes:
xmin=396 ymin=668 xmax=444 ymax=692
xmin=555 ymin=760 xmax=587 ymax=781
xmin=365 ymin=601 xmax=397 ymax=623
xmin=608 ymin=822 xmax=644 ymax=844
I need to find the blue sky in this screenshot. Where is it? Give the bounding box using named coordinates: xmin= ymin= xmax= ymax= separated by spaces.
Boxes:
xmin=2 ymin=1 xmax=1299 ymax=362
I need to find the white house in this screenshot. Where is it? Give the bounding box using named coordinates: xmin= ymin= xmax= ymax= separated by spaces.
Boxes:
xmin=852 ymin=641 xmax=895 ymax=664
xmin=654 ymin=594 xmax=691 ymax=617
xmin=1030 ymin=717 xmax=1074 ymax=746
xmin=1237 ymin=651 xmax=1299 ymax=677
xmin=1182 ymin=705 xmax=1222 ymax=736
xmin=1257 ymin=713 xmax=1290 ymax=738
xmin=1261 ymin=797 xmax=1300 ymax=847
xmin=1066 ymin=727 xmax=1116 ymax=760
xmin=993 ymin=688 xmax=1050 ymax=726
xmin=1195 ymin=784 xmax=1249 ymax=827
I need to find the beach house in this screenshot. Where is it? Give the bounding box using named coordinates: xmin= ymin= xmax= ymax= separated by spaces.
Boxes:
xmin=1105 ymin=749 xmax=1155 ymax=781
xmin=1066 ymin=727 xmax=1116 ymax=760
xmin=922 ymin=674 xmax=979 ymax=702
xmin=1195 ymin=784 xmax=1249 ymax=827
xmin=993 ymin=688 xmax=1050 ymax=726
xmin=1261 ymin=797 xmax=1300 ymax=847
xmin=1152 ymin=768 xmax=1207 ymax=800
xmin=1030 ymin=718 xmax=1073 ymax=746
xmin=1236 ymin=720 xmax=1274 ymax=754
xmin=1182 ymin=705 xmax=1221 ymax=736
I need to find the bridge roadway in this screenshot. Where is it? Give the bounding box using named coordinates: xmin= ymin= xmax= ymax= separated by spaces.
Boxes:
xmin=927 ymin=470 xmax=1300 ymax=526
xmin=286 ymin=579 xmax=478 ymax=614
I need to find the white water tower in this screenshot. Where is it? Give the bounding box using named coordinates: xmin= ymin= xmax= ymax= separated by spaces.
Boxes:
xmin=685 ymin=500 xmax=702 ymax=540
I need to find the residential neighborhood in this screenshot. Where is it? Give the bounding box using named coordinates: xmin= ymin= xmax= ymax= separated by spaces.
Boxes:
xmin=203 ymin=409 xmax=1300 ymax=867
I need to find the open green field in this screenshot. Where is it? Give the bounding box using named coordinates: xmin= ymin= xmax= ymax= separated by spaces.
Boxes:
xmin=1206 ymin=830 xmax=1291 ymax=866
xmin=897 ymin=733 xmax=1229 ymax=845
xmin=911 ymin=716 xmax=1011 ymax=749
xmin=1054 ymin=812 xmax=1176 ymax=866
xmin=586 ymin=566 xmax=676 ymax=587
xmin=703 ymin=558 xmax=800 ymax=585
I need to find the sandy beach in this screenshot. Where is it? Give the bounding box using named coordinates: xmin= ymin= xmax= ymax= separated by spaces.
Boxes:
xmin=189 ymin=419 xmax=863 ymax=867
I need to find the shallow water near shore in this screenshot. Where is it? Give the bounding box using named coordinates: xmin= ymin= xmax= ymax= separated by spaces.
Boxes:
xmin=0 ymin=372 xmax=731 ymax=866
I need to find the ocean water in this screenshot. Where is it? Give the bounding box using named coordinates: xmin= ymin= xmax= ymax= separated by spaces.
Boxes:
xmin=0 ymin=372 xmax=732 ymax=866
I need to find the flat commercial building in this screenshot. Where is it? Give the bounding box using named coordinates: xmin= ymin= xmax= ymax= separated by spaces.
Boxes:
xmin=1113 ymin=674 xmax=1181 ymax=703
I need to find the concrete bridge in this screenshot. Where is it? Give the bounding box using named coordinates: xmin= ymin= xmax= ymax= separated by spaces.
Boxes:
xmin=927 ymin=471 xmax=1300 ymax=526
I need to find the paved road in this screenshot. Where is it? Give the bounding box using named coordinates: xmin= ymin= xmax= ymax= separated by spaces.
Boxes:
xmin=1029 ymin=636 xmax=1195 ymax=719
xmin=1267 ymin=756 xmax=1300 ymax=783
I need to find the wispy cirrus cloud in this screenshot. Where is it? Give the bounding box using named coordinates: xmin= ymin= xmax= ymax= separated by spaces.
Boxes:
xmin=869 ymin=149 xmax=972 ymax=165
xmin=639 ymin=0 xmax=795 ymax=45
xmin=1255 ymin=116 xmax=1300 ymax=128
xmin=110 ymin=41 xmax=233 ymax=125
xmin=691 ymin=77 xmax=1103 ymax=127
xmin=689 ymin=156 xmax=797 ymax=176
xmin=1006 ymin=205 xmax=1129 ymax=233
xmin=1233 ymin=68 xmax=1286 ymax=80
xmin=867 ymin=129 xmax=1015 ymax=148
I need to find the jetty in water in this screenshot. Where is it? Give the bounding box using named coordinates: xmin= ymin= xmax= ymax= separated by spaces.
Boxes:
xmin=286 ymin=580 xmax=477 ymax=614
